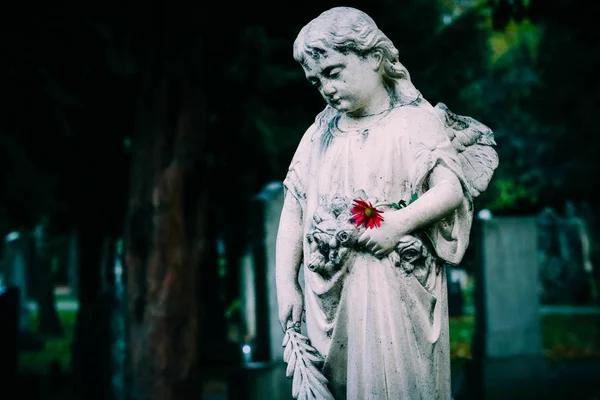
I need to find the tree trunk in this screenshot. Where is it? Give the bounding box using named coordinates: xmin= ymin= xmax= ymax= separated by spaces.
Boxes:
xmin=101 ymin=236 xmax=116 ymax=293
xmin=124 ymin=34 xmax=207 ymax=400
xmin=71 ymin=221 xmax=110 ymax=400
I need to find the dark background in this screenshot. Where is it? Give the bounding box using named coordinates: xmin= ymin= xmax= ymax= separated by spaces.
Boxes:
xmin=1 ymin=0 xmax=599 ymax=399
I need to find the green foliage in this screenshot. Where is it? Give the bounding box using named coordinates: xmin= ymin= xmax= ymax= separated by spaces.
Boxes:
xmin=449 ymin=313 xmax=600 ymax=360
xmin=449 ymin=315 xmax=474 ymax=359
xmin=467 ymin=0 xmax=600 ymax=211
xmin=542 ymin=314 xmax=600 ymax=359
xmin=482 ymin=175 xmax=539 ymax=213
xmin=225 ymin=298 xmax=242 ymax=321
xmin=457 ymin=15 xmax=547 ymax=213
xmin=489 ymin=19 xmax=541 ymax=65
xmin=19 ymin=308 xmax=77 ymax=374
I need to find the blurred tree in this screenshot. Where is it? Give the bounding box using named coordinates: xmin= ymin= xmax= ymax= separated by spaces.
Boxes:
xmin=490 ymin=0 xmax=527 ymax=30
xmin=463 ymin=20 xmax=544 ymax=214
xmin=529 ymin=0 xmax=600 ymax=204
xmin=2 ymin=0 xmax=132 ymax=398
xmin=527 ymin=0 xmax=600 ymax=297
xmin=473 ymin=0 xmax=600 ymax=214
xmin=122 ymin=2 xmax=208 ymax=399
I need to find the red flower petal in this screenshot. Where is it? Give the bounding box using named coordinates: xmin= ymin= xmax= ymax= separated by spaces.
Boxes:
xmin=353 ymin=199 xmax=370 ymax=208
xmin=350 ymin=198 xmax=384 ymax=229
xmin=353 ymin=214 xmax=366 ymax=226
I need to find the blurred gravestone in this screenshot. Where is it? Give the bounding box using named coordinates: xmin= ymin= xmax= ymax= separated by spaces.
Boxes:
xmin=240 ymin=248 xmax=257 ymax=353
xmin=468 ymin=216 xmax=547 ymax=400
xmin=0 ymin=286 xmax=19 ymax=391
xmin=562 ymin=202 xmax=594 ymax=303
xmin=2 ymin=233 xmax=30 ymax=332
xmin=254 ymin=181 xmax=286 ymax=363
xmin=537 ymin=208 xmax=564 ymax=303
xmin=447 ymin=265 xmax=465 ymax=317
xmin=537 ymin=207 xmax=594 ymax=304
xmin=233 ymin=181 xmax=292 ymax=399
xmin=66 ymin=230 xmax=79 ymax=299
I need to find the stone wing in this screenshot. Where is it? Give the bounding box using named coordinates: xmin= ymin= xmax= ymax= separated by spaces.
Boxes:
xmin=433 ymin=102 xmax=499 ymax=197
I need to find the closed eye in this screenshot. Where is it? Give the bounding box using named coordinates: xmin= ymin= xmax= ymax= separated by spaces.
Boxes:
xmin=308 ymin=78 xmax=320 ymax=87
xmin=323 ymin=65 xmax=343 ymax=79
xmin=326 ymin=69 xmax=341 ymax=79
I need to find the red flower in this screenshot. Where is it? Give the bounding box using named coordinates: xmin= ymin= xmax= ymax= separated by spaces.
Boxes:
xmin=350 ymin=199 xmax=384 ymax=229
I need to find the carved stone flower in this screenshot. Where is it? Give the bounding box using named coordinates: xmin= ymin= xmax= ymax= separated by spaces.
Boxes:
xmin=392 ymin=236 xmax=424 ymax=273
xmin=330 ymin=194 xmax=349 ymax=217
xmin=390 ymin=235 xmax=437 ymax=288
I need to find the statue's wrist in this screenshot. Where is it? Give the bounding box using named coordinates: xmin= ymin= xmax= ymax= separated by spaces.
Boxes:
xmin=278 ymin=280 xmax=301 ymax=292
xmin=386 ymin=209 xmax=415 ymax=236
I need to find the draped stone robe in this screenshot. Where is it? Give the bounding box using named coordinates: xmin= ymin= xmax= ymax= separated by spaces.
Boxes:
xmin=283 ymin=99 xmax=473 ymax=400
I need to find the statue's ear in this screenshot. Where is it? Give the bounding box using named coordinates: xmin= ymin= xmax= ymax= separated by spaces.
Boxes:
xmin=370 ymin=49 xmax=384 ymax=72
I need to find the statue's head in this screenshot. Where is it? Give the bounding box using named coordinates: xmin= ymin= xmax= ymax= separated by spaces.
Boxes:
xmin=293 ymin=7 xmax=420 ymax=106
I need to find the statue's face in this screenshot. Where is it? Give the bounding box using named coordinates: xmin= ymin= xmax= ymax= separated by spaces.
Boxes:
xmin=302 ymin=48 xmax=382 ymax=114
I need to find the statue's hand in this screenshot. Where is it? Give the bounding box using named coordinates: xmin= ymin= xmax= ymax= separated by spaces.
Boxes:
xmin=278 ymin=284 xmax=304 ymax=332
xmin=357 ymin=212 xmax=407 ymax=259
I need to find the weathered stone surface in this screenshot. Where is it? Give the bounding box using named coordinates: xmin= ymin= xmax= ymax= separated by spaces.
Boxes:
xmin=276 ymin=6 xmax=498 ymax=399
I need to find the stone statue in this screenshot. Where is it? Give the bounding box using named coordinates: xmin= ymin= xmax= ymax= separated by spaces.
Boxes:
xmin=275 ymin=7 xmax=498 ymax=399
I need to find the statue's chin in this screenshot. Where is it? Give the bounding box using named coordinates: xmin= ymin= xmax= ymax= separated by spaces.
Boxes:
xmin=328 ymin=99 xmax=353 ymax=113
xmin=329 ymin=102 xmax=344 ymax=111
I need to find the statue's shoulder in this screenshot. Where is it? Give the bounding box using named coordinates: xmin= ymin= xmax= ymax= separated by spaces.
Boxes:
xmin=293 ymin=105 xmax=336 ymax=154
xmin=387 ymin=100 xmax=446 ymax=143
xmin=404 ymin=101 xmax=445 ymax=129
xmin=314 ymin=105 xmax=338 ymax=130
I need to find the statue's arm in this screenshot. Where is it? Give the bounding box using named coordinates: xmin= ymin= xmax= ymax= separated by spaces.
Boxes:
xmin=398 ymin=164 xmax=464 ymax=233
xmin=359 ymin=165 xmax=464 ymax=258
xmin=393 ymin=105 xmax=466 ymax=232
xmin=275 ymin=192 xmax=305 ymax=330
